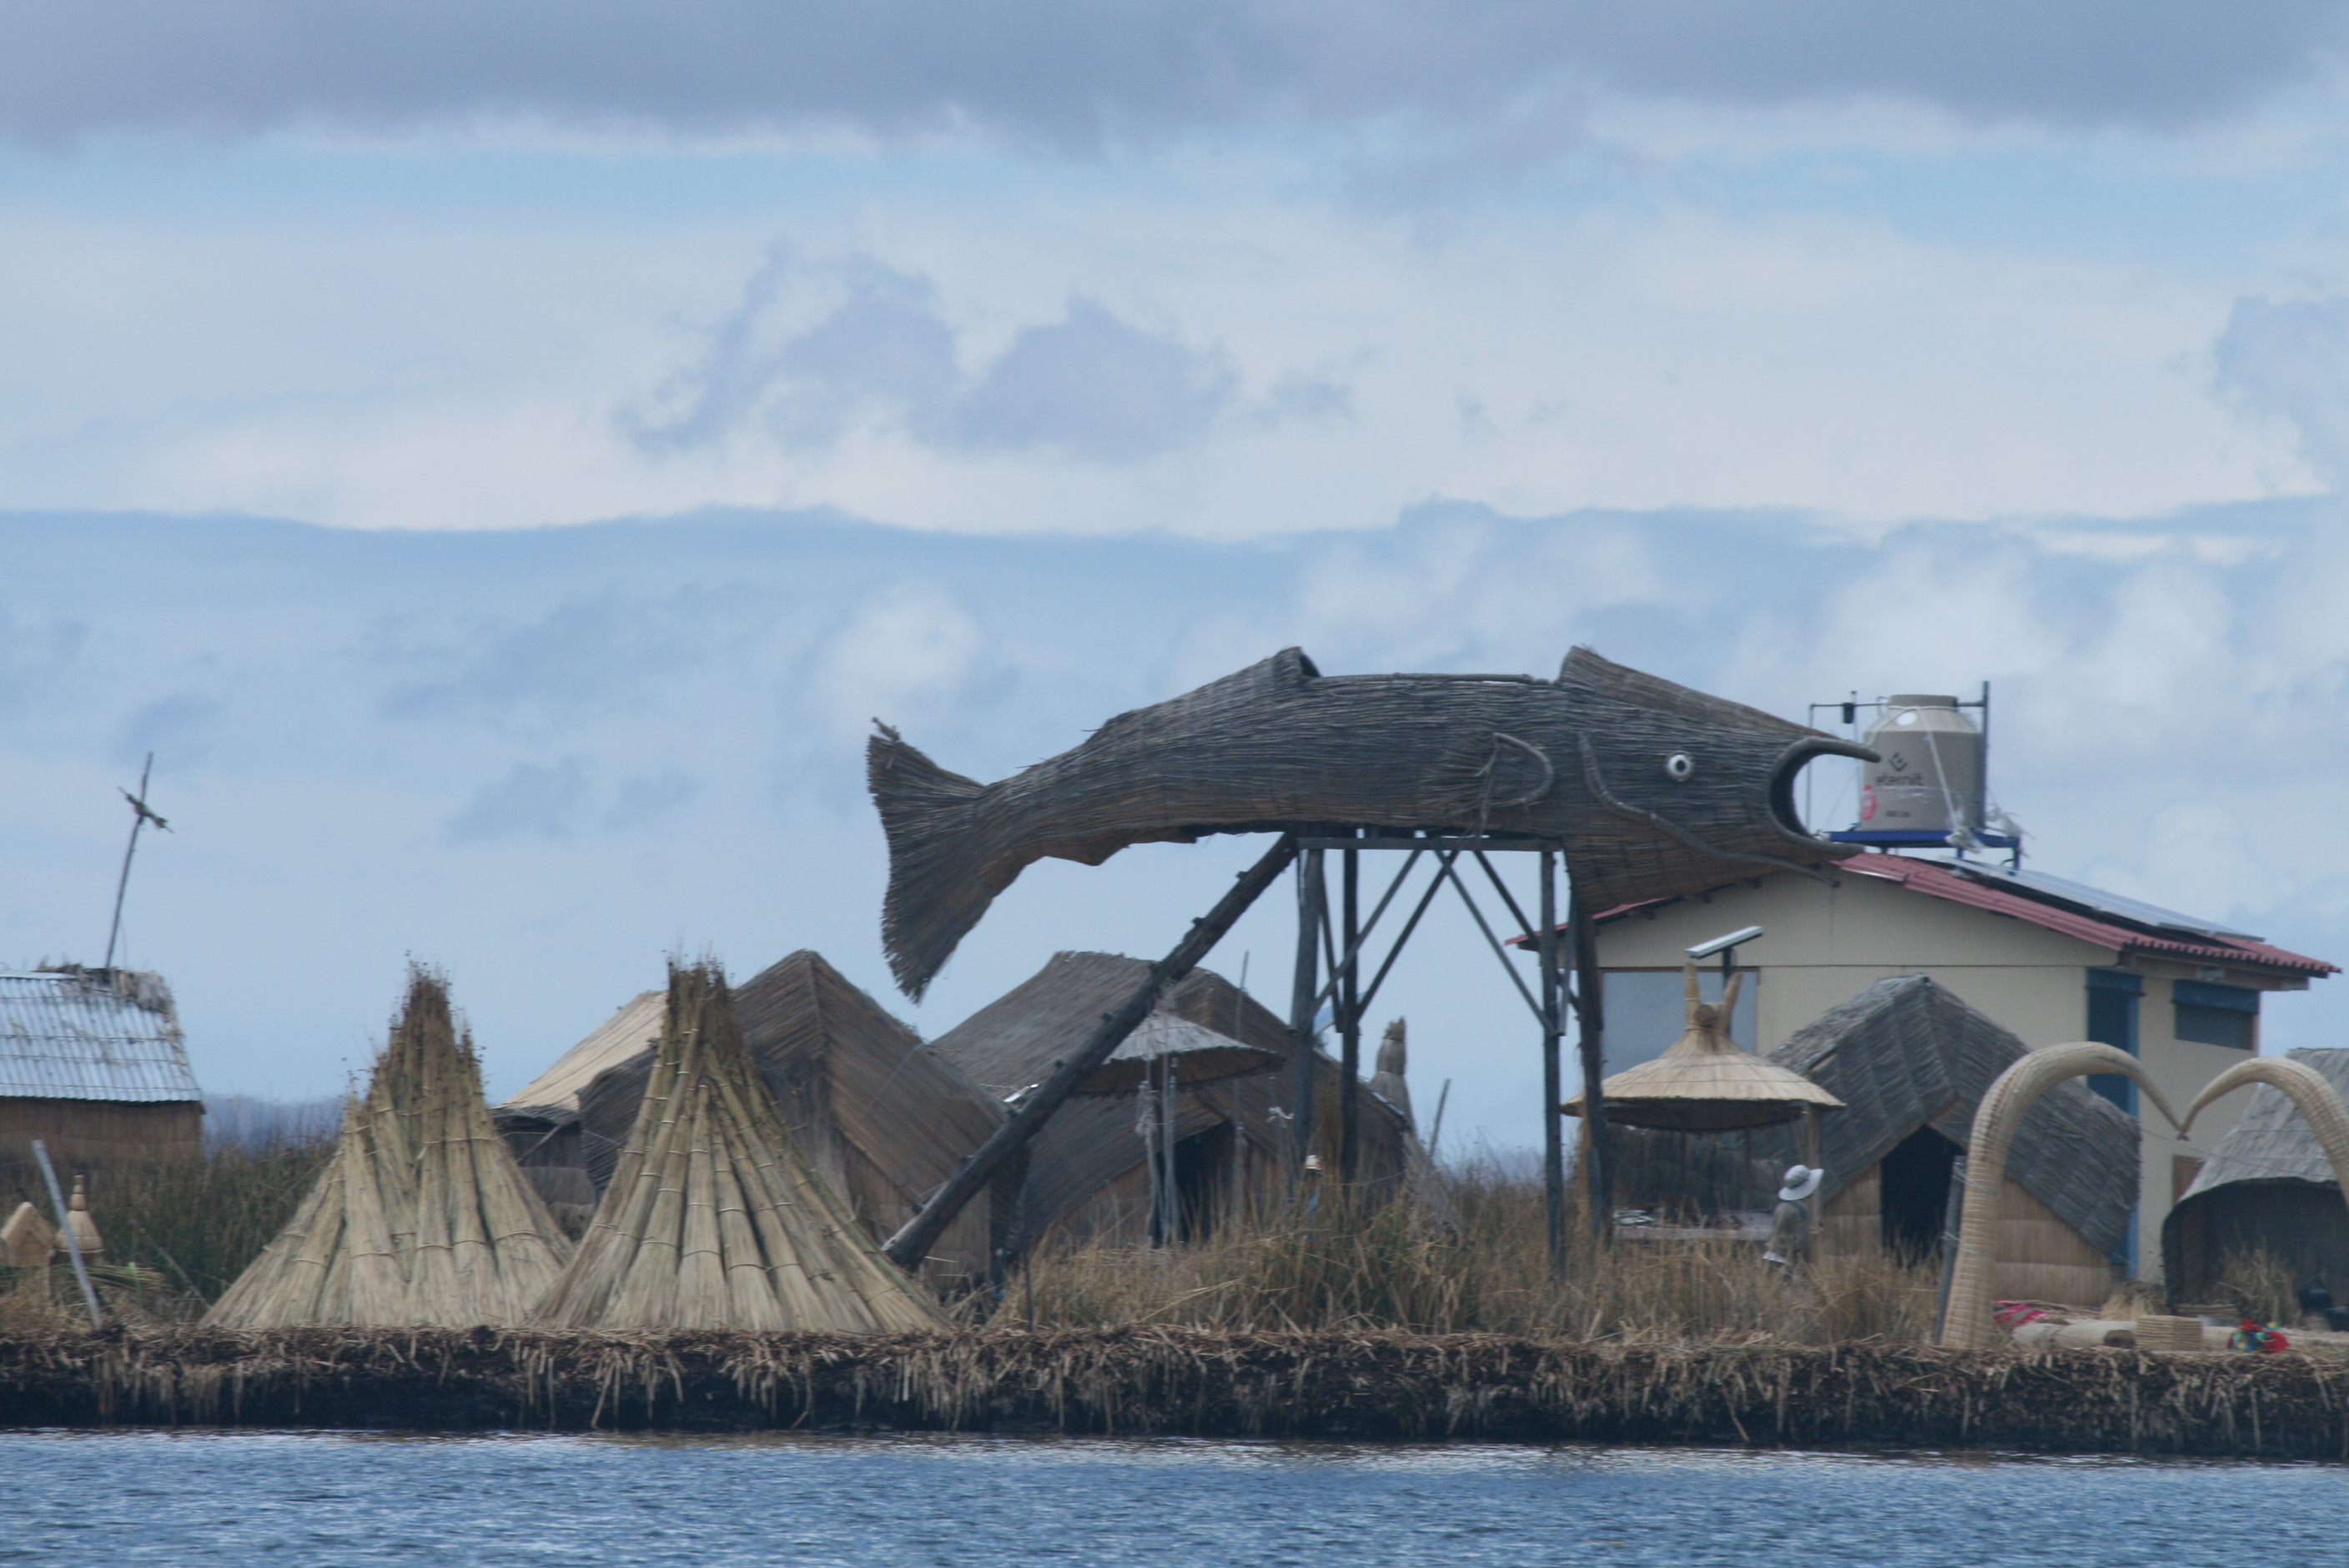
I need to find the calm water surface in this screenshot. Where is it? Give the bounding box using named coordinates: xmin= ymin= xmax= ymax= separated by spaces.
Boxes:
xmin=4 ymin=1428 xmax=2342 ymax=1566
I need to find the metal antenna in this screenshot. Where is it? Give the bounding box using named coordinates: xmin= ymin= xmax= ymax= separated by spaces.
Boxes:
xmin=101 ymin=752 xmax=169 ymax=972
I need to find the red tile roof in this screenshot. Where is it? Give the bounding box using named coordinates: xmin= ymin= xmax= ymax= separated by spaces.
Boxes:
xmin=1828 ymin=854 xmax=2336 ymax=977
xmin=1567 ymin=852 xmax=2336 ymax=980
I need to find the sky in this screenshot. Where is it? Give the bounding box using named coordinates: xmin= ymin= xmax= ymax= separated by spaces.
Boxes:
xmin=9 ymin=3 xmax=2349 ymax=1151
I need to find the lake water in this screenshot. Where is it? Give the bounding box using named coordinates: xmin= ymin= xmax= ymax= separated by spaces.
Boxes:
xmin=5 ymin=1429 xmax=2344 ymax=1567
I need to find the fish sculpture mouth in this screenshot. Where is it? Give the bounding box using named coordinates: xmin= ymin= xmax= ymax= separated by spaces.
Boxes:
xmin=1767 ymin=736 xmax=1879 ymax=842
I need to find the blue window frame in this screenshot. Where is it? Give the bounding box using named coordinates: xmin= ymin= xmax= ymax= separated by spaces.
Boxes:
xmin=2085 ymin=970 xmax=2142 ymax=1115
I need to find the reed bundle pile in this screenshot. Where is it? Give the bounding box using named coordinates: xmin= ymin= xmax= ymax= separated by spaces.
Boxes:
xmin=4 ymin=1324 xmax=2346 ymax=1456
xmin=531 ymin=962 xmax=943 ymax=1333
xmin=204 ymin=969 xmax=572 ymax=1328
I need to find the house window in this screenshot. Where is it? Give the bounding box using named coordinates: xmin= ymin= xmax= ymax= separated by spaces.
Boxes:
xmin=2084 ymin=970 xmax=2142 ymax=1114
xmin=2172 ymin=979 xmax=2257 ymax=1051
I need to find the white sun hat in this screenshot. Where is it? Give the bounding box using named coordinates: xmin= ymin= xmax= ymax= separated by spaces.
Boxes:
xmin=1778 ymin=1164 xmax=1823 ymax=1204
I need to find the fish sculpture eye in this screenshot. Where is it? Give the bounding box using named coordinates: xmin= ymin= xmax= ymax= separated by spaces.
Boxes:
xmin=1663 ymin=752 xmax=1695 ymax=781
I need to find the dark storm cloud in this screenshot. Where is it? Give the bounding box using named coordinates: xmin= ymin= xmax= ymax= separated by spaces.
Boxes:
xmin=3 ymin=1 xmax=2340 ymax=147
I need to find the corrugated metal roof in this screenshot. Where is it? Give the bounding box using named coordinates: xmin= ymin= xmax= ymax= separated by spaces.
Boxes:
xmin=0 ymin=970 xmax=204 ymax=1103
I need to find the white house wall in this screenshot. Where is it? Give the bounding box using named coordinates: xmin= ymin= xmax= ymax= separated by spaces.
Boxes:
xmin=1594 ymin=868 xmax=2277 ymax=1279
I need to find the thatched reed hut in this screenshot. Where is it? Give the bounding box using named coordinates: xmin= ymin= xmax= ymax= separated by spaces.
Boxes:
xmin=1610 ymin=975 xmax=2135 ymax=1305
xmin=206 ymin=969 xmax=572 ymax=1328
xmin=930 ymin=951 xmax=1416 ymax=1254
xmin=0 ymin=967 xmax=202 ymax=1165
xmin=504 ymin=952 xmax=1009 ymax=1289
xmin=493 ymin=988 xmax=664 ymax=1223
xmin=531 ymin=962 xmax=943 ymax=1333
xmin=2163 ymin=1048 xmax=2349 ymax=1304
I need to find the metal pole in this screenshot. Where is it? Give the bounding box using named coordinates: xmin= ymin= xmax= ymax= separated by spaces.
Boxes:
xmin=1569 ymin=897 xmax=1612 ymax=1239
xmin=1287 ymin=847 xmax=1325 ymax=1196
xmin=31 ymin=1141 xmax=102 ymax=1329
xmin=1338 ymin=844 xmax=1362 ymax=1182
xmin=1539 ymin=849 xmax=1566 ymax=1271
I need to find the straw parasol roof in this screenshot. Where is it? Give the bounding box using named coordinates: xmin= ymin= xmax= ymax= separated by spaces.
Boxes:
xmin=531 ymin=961 xmax=943 ymax=1333
xmin=205 ymin=967 xmax=573 ymax=1328
xmin=1564 ymin=962 xmax=1841 ymax=1133
xmin=1073 ymin=1008 xmax=1281 ymax=1095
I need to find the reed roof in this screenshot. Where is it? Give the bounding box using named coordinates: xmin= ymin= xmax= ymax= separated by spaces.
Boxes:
xmin=496 ymin=990 xmax=664 ymax=1128
xmin=561 ymin=952 xmax=1008 ymax=1283
xmin=1074 ymin=1010 xmax=1281 ymax=1095
xmin=2176 ymin=1048 xmax=2349 ymax=1199
xmin=931 ymin=950 xmax=1415 ymax=1251
xmin=532 ymin=962 xmax=943 ymax=1333
xmin=1565 ymin=966 xmax=1841 ymax=1132
xmin=1768 ymin=975 xmax=2137 ymax=1256
xmin=204 ymin=969 xmax=573 ymax=1329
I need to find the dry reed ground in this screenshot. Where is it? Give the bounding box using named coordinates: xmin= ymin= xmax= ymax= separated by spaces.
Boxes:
xmin=3 ymin=1324 xmax=2348 ymax=1455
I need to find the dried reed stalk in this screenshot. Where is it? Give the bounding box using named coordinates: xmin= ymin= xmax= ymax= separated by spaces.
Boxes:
xmin=203 ymin=968 xmax=573 ymax=1328
xmin=531 ymin=962 xmax=943 ymax=1333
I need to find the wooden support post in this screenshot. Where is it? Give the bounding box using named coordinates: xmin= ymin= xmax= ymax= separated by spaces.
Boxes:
xmin=1539 ymin=849 xmax=1566 ymax=1271
xmin=1569 ymin=895 xmax=1612 ymax=1240
xmin=1337 ymin=844 xmax=1362 ymax=1182
xmin=1286 ymin=847 xmax=1325 ymax=1195
xmin=883 ymin=834 xmax=1300 ymax=1273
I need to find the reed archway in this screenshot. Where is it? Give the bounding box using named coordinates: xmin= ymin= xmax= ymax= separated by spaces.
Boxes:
xmin=1939 ymin=1042 xmax=2180 ymax=1350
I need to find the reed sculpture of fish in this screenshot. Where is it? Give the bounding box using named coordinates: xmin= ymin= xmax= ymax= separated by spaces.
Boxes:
xmin=869 ymin=646 xmax=1875 ymax=998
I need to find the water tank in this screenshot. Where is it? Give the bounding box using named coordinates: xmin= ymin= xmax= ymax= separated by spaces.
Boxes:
xmin=1859 ymin=695 xmax=1983 ymax=837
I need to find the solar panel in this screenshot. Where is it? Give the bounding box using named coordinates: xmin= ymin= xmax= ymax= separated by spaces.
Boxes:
xmin=1934 ymin=861 xmax=2260 ymax=942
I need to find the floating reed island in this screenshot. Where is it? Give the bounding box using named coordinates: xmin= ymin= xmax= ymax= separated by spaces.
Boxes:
xmin=6 ymin=1326 xmax=2349 ymax=1458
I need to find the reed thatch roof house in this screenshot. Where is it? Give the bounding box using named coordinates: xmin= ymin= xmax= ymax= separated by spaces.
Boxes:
xmin=0 ymin=967 xmax=202 ymax=1165
xmin=499 ymin=952 xmax=1008 ymax=1289
xmin=1592 ymin=852 xmax=2334 ymax=1279
xmin=2162 ymin=1048 xmax=2349 ymax=1305
xmin=930 ymin=950 xmax=1416 ymax=1254
xmin=1612 ymin=975 xmax=2138 ymax=1306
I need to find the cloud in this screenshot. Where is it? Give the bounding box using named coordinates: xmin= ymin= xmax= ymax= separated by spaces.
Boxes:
xmin=2213 ymin=293 xmax=2349 ymax=484
xmin=631 ymin=265 xmax=1233 ymax=465
xmin=3 ymin=2 xmax=2338 ymax=150
xmin=941 ymin=300 xmax=1234 ymax=461
xmin=443 ymin=757 xmax=590 ymax=842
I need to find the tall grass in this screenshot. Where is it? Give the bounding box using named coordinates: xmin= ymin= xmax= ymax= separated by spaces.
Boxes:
xmin=2213 ymin=1246 xmax=2301 ymax=1326
xmin=1019 ymin=1155 xmax=1939 ymax=1344
xmin=1 ymin=1130 xmax=334 ymax=1320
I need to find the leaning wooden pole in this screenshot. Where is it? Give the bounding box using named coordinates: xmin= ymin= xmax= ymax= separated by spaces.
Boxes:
xmin=883 ymin=834 xmax=1300 ymax=1273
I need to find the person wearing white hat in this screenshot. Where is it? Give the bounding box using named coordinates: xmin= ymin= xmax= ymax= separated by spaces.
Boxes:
xmin=1764 ymin=1163 xmax=1823 ymax=1269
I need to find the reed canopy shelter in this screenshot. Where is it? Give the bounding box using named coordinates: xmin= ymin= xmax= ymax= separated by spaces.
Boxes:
xmin=1611 ymin=975 xmax=2138 ymax=1306
xmin=531 ymin=961 xmax=943 ymax=1334
xmin=207 ymin=969 xmax=572 ymax=1329
xmin=0 ymin=967 xmax=202 ymax=1165
xmin=931 ymin=950 xmax=1416 ymax=1256
xmin=500 ymin=951 xmax=1007 ymax=1291
xmin=2164 ymin=1048 xmax=2349 ymax=1305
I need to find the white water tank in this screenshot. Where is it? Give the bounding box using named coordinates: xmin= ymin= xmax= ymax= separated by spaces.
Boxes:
xmin=1859 ymin=695 xmax=1983 ymax=837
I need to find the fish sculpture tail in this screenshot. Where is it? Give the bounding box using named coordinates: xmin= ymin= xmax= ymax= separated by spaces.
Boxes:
xmin=868 ymin=727 xmax=1003 ymax=1001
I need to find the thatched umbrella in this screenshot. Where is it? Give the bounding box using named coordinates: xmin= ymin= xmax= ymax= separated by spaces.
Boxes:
xmin=1072 ymin=1007 xmax=1280 ymax=1248
xmin=205 ymin=967 xmax=573 ymax=1328
xmin=1562 ymin=962 xmax=1842 ymax=1133
xmin=531 ymin=961 xmax=943 ymax=1332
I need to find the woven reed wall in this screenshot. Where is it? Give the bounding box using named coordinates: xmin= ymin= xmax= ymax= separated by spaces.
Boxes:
xmin=0 ymin=1098 xmax=201 ymax=1165
xmin=1822 ymin=1159 xmax=2110 ymax=1307
xmin=1820 ymin=1167 xmax=1880 ymax=1257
